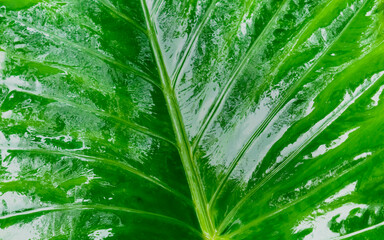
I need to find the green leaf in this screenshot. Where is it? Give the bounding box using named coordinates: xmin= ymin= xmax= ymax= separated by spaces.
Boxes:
xmin=1 ymin=0 xmax=384 ymax=239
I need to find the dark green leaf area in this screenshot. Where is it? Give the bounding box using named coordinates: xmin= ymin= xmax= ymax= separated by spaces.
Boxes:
xmin=2 ymin=0 xmax=384 ymax=239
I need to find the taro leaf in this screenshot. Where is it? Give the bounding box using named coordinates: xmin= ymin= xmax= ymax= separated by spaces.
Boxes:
xmin=1 ymin=0 xmax=384 ymax=239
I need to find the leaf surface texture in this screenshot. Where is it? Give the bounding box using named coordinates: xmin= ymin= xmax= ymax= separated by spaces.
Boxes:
xmin=1 ymin=0 xmax=384 ymax=239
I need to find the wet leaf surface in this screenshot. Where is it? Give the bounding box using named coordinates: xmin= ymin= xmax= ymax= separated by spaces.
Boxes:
xmin=1 ymin=0 xmax=384 ymax=239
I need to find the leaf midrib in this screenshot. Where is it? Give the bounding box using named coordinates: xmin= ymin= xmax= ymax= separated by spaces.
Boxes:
xmin=140 ymin=0 xmax=214 ymax=239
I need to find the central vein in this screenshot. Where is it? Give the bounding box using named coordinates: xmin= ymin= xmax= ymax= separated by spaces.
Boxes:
xmin=140 ymin=0 xmax=215 ymax=238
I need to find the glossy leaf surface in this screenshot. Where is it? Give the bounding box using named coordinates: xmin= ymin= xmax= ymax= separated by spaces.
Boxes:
xmin=1 ymin=0 xmax=384 ymax=239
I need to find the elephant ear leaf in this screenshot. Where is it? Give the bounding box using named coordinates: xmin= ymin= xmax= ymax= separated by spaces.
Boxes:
xmin=1 ymin=0 xmax=384 ymax=239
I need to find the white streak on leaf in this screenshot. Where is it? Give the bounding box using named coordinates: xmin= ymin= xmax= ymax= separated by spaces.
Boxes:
xmin=305 ymin=127 xmax=359 ymax=159
xmin=353 ymin=152 xmax=372 ymax=161
xmin=370 ymin=85 xmax=384 ymax=107
xmin=294 ymin=203 xmax=368 ymax=240
xmin=88 ymin=228 xmax=114 ymax=240
xmin=324 ymin=181 xmax=357 ymax=203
